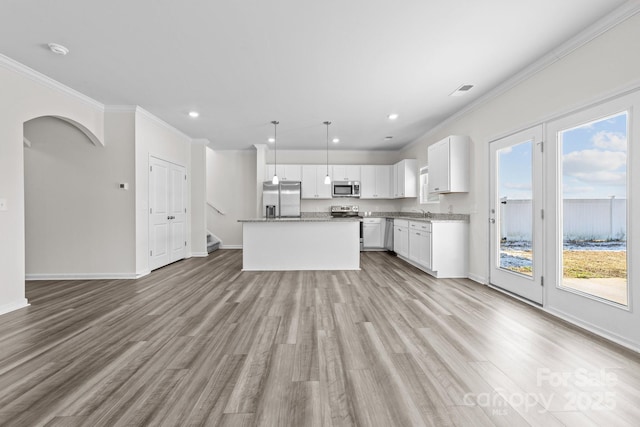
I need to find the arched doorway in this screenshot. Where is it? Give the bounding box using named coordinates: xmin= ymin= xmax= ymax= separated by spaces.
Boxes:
xmin=23 ymin=115 xmax=109 ymax=278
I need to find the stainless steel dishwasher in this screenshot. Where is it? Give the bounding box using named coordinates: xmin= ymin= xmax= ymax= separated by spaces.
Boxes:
xmin=384 ymin=218 xmax=395 ymax=252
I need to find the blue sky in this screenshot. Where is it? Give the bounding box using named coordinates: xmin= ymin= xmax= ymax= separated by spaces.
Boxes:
xmin=498 ymin=112 xmax=628 ymax=199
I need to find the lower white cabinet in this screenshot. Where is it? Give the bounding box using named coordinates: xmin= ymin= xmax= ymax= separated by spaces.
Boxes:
xmin=396 ymin=219 xmax=468 ymax=278
xmin=409 ymin=222 xmax=431 ymax=270
xmin=393 ymin=219 xmax=409 ymax=258
xmin=363 ymin=218 xmax=384 ymax=249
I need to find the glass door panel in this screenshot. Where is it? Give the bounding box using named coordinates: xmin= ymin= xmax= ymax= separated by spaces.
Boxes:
xmin=498 ymin=140 xmax=533 ymax=276
xmin=489 ymin=126 xmax=543 ymax=304
xmin=558 ymin=112 xmax=628 ymax=306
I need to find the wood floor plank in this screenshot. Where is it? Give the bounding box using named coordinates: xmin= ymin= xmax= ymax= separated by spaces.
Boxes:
xmin=0 ymin=250 xmax=637 ymax=426
xmin=317 ymin=330 xmax=356 ymax=427
xmin=292 ymin=305 xmax=319 ymax=381
xmin=223 ymin=315 xmax=281 ymax=414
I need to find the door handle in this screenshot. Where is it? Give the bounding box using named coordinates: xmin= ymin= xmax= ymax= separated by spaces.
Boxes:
xmin=168 ymin=215 xmax=175 ymax=220
xmin=489 ymin=218 xmax=495 ymax=224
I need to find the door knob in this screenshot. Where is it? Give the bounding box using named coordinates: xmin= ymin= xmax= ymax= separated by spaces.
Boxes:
xmin=489 ymin=218 xmax=495 ymax=224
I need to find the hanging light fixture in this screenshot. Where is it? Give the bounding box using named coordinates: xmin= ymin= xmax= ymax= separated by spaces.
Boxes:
xmin=271 ymin=120 xmax=279 ymax=184
xmin=323 ymin=121 xmax=331 ymax=185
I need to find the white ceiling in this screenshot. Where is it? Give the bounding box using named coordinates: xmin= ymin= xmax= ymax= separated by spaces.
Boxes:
xmin=0 ymin=0 xmax=630 ymax=150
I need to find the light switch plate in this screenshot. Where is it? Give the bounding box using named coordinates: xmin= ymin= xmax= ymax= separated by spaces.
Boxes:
xmin=0 ymin=198 xmax=7 ymax=211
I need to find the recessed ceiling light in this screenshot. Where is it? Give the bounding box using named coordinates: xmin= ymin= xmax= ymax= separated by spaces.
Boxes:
xmin=48 ymin=43 xmax=69 ymax=56
xmin=388 ymin=113 xmax=399 ymax=120
xmin=332 ymin=138 xmax=340 ymax=143
xmin=268 ymin=137 xmax=275 ymax=143
xmin=450 ymin=84 xmax=475 ymax=97
xmin=188 ymin=111 xmax=199 ymax=118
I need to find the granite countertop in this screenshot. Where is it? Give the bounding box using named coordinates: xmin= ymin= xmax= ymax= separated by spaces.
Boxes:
xmin=238 ymin=217 xmax=360 ymax=223
xmin=362 ymin=213 xmax=470 ymax=223
xmin=239 ymin=212 xmax=469 ymax=223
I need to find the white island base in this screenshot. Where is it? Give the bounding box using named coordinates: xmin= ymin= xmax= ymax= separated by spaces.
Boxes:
xmin=241 ymin=220 xmax=360 ymax=271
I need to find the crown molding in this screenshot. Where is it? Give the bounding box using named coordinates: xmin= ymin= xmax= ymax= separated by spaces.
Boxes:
xmin=134 ymin=106 xmax=193 ymax=142
xmin=104 ymin=105 xmax=137 ymax=113
xmin=405 ymin=0 xmax=640 ymax=149
xmin=191 ymin=138 xmax=210 ymax=146
xmin=0 ymin=53 xmax=105 ymax=111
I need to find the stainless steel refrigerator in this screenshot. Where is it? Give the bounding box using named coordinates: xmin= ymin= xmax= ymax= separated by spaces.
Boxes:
xmin=262 ymin=181 xmax=301 ymax=218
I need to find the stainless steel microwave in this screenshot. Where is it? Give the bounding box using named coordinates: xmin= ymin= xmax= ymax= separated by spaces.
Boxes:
xmin=332 ymin=181 xmax=360 ymax=198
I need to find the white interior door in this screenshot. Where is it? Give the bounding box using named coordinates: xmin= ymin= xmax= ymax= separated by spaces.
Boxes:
xmin=489 ymin=126 xmax=544 ymax=304
xmin=149 ymin=157 xmax=186 ymax=271
xmin=168 ymin=165 xmax=186 ymax=263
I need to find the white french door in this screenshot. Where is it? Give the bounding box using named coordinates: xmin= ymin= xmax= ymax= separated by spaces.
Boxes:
xmin=488 ymin=90 xmax=640 ymax=346
xmin=149 ymin=156 xmax=186 ymax=271
xmin=489 ymin=126 xmax=544 ymax=304
xmin=544 ymin=91 xmax=639 ymax=343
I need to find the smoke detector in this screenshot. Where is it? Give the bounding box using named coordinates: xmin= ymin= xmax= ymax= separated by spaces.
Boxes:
xmin=48 ymin=43 xmax=69 ymax=56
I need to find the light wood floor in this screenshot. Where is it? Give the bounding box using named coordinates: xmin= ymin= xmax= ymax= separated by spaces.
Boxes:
xmin=1 ymin=251 xmax=639 ymax=426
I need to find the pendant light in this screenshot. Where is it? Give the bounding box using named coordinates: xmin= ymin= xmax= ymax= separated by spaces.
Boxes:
xmin=271 ymin=120 xmax=279 ymax=184
xmin=323 ymin=121 xmax=331 ymax=185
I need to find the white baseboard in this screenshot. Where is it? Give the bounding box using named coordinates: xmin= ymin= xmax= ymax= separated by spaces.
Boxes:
xmin=487 ymin=283 xmax=640 ymax=353
xmin=0 ymin=298 xmax=30 ymax=316
xmin=220 ymin=245 xmax=242 ymax=249
xmin=191 ymin=252 xmax=209 ymax=257
xmin=467 ymin=273 xmax=487 ymax=285
xmin=544 ymin=307 xmax=640 ymax=354
xmin=26 ymin=272 xmax=142 ymax=281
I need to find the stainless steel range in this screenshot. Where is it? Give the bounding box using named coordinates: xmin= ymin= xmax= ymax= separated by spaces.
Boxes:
xmin=330 ymin=205 xmax=359 ymax=218
xmin=331 ymin=205 xmax=363 ymax=251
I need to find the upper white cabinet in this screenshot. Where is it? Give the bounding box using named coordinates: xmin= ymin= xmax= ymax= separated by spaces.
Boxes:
xmin=266 ymin=164 xmax=302 ymax=182
xmin=267 ymin=160 xmax=415 ymax=199
xmin=331 ymin=165 xmax=361 ymax=182
xmin=360 ymin=165 xmax=391 ymax=199
xmin=393 ymin=159 xmax=418 ymax=198
xmin=301 ymin=165 xmax=332 ymax=199
xmin=427 ymin=135 xmax=469 ymax=193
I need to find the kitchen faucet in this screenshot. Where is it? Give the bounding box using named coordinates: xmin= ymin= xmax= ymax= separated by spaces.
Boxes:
xmin=417 ymin=208 xmax=431 ymax=218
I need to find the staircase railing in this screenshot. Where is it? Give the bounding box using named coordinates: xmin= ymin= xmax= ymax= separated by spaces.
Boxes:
xmin=207 ymin=202 xmax=225 ymax=215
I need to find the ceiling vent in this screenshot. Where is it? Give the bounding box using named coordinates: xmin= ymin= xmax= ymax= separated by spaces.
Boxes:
xmin=450 ymin=84 xmax=474 ymax=96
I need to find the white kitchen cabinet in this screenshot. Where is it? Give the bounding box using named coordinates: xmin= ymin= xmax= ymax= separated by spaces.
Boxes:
xmin=430 ymin=221 xmax=468 ymax=277
xmin=427 ymin=135 xmax=469 ymax=193
xmin=301 ymin=165 xmax=332 ymax=199
xmin=393 ymin=219 xmax=409 ymax=258
xmin=360 ymin=165 xmax=391 ymax=199
xmin=409 ymin=221 xmax=432 ymax=270
xmin=397 ymin=219 xmax=468 ymax=278
xmin=331 ymin=165 xmax=361 ymax=182
xmin=393 ymin=159 xmax=418 ymax=198
xmin=363 ymin=218 xmax=384 ymax=249
xmin=266 ymin=164 xmax=302 ymax=182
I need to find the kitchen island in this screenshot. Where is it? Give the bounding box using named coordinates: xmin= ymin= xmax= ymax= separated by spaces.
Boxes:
xmin=238 ymin=218 xmax=360 ymax=271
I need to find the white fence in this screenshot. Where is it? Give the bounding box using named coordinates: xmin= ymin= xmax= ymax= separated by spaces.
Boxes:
xmin=500 ymin=198 xmax=627 ymax=242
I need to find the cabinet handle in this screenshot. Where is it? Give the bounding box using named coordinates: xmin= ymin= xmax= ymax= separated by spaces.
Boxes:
xmin=434 ymin=187 xmax=439 ymax=191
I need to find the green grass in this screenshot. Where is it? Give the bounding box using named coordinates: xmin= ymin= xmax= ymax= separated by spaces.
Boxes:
xmin=502 ymin=249 xmax=627 ymax=279
xmin=563 ymin=250 xmax=626 ymax=279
